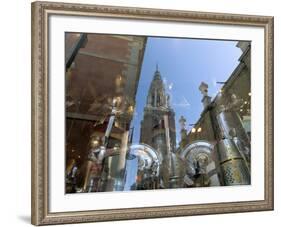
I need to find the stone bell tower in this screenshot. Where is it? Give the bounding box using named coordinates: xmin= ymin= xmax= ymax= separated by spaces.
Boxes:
xmin=140 ymin=65 xmax=176 ymax=187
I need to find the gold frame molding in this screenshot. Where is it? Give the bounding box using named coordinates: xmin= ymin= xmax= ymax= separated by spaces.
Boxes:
xmin=31 ymin=1 xmax=274 ymax=225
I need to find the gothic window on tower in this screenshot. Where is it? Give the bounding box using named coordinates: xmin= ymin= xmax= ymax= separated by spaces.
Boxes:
xmin=152 ymin=117 xmax=164 ymax=129
xmin=157 ymin=94 xmax=161 ymax=106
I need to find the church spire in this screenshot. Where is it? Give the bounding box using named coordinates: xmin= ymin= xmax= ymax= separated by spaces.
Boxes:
xmin=153 ymin=63 xmax=161 ymax=80
xmin=146 ymin=66 xmax=169 ymax=108
xmin=140 ymin=66 xmax=177 ymax=188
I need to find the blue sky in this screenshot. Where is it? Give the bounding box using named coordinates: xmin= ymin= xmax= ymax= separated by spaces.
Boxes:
xmin=131 ymin=37 xmax=242 ymax=145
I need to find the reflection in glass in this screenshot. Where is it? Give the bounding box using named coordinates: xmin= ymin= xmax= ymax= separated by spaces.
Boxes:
xmin=65 ymin=33 xmax=251 ymax=193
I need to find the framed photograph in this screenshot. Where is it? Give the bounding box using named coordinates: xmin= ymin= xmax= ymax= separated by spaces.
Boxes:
xmin=31 ymin=1 xmax=274 ymax=225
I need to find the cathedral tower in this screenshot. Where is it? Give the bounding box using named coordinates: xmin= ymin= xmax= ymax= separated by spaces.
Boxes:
xmin=140 ymin=66 xmax=176 ymax=187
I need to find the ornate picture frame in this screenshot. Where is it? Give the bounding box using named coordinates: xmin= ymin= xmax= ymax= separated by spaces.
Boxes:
xmin=31 ymin=1 xmax=274 ymax=225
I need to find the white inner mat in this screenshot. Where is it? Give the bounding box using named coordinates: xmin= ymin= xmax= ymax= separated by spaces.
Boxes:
xmin=49 ymin=14 xmax=265 ymax=212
